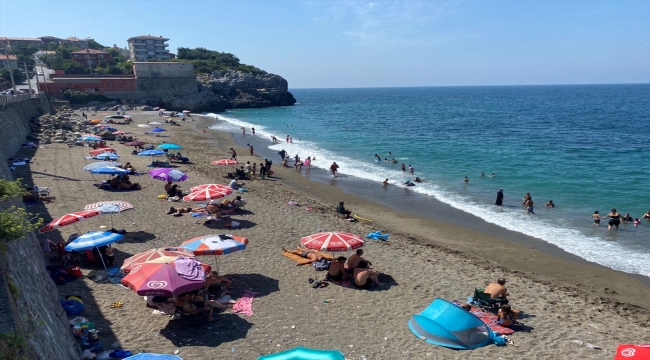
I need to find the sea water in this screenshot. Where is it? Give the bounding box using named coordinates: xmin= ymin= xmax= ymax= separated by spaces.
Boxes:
xmin=208 ymin=85 xmax=650 ymax=277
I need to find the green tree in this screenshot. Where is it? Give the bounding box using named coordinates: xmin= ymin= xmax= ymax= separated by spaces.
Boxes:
xmin=175 ymin=47 xmax=266 ymax=75
xmin=0 ymin=69 xmax=26 ymax=87
xmin=87 ymin=39 xmax=106 ymax=50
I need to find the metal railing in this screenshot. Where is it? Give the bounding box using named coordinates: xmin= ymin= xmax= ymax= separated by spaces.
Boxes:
xmin=0 ymin=92 xmax=45 ymax=104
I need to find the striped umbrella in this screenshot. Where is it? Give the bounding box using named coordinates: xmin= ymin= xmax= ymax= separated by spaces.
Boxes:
xmin=85 ymin=201 xmax=133 ymax=212
xmin=189 ymin=183 xmax=233 ymax=194
xmin=39 ymin=210 xmax=100 ymax=233
xmin=148 ymin=168 xmax=188 ymax=182
xmin=212 ymin=159 xmax=238 ymax=165
xmin=83 ymin=161 xmax=122 ymax=171
xmin=182 ymin=188 xmax=229 ymax=202
xmin=180 ymin=234 xmax=249 ymax=272
xmin=300 ymin=232 xmax=364 ymax=252
xmin=64 ymin=231 xmax=124 ymax=269
xmin=89 ymin=148 xmax=116 ymax=156
xmin=93 ymin=153 xmax=120 ymax=160
xmin=121 ymin=247 xmax=194 ymax=274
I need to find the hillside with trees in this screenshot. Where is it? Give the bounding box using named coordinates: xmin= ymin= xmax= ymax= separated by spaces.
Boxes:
xmin=175 ymin=47 xmax=266 ymax=75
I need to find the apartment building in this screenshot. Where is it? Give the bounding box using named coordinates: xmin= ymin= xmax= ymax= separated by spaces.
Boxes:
xmin=0 ymin=37 xmax=43 ymax=52
xmin=70 ymin=49 xmax=113 ymax=66
xmin=0 ymin=54 xmax=18 ymax=69
xmin=127 ymin=35 xmax=171 ymax=62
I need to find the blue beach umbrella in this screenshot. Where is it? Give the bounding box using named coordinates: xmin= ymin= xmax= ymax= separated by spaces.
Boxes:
xmin=151 ymin=127 xmax=166 ymax=133
xmin=65 ymin=231 xmax=124 ymax=269
xmin=83 ymin=161 xmax=122 ymax=171
xmin=157 ymin=143 xmax=182 ymax=150
xmin=124 ymin=353 xmax=182 ymax=360
xmin=90 ymin=166 xmax=129 ymax=175
xmin=138 ymin=150 xmax=166 ymax=156
xmin=80 ymin=136 xmax=102 ymax=141
xmin=93 ymin=153 xmax=120 ymax=160
xmin=257 ymin=347 xmax=345 ymax=360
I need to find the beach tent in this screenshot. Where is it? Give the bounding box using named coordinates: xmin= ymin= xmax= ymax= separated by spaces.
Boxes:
xmin=257 ymin=346 xmax=345 ymax=360
xmin=408 ymin=298 xmax=502 ymax=350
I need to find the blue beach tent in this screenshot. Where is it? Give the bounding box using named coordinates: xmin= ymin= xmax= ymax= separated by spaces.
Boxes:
xmin=408 ymin=298 xmax=502 ymax=350
xmin=258 ymin=346 xmax=345 ymax=360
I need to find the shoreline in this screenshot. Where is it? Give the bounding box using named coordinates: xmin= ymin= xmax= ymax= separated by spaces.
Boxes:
xmin=211 ymin=114 xmax=650 ymax=290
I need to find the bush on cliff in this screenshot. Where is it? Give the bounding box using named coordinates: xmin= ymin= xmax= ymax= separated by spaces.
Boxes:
xmin=176 ymin=47 xmax=266 ymax=75
xmin=62 ymin=89 xmax=111 ymax=104
xmin=0 ymin=180 xmax=43 ymax=248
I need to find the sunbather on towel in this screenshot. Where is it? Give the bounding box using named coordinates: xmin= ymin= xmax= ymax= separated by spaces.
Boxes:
xmin=484 ymin=277 xmax=510 ymax=303
xmin=497 ymin=304 xmax=519 ymax=327
xmin=353 ymin=261 xmax=383 ymax=289
xmin=283 ymin=245 xmax=324 ymax=266
xmin=328 ymin=256 xmax=351 ymax=282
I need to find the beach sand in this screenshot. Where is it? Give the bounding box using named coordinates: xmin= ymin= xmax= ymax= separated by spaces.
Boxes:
xmin=15 ymin=110 xmax=649 ymax=360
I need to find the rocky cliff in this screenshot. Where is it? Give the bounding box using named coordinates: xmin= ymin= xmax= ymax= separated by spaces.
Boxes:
xmin=199 ymin=70 xmax=296 ymax=109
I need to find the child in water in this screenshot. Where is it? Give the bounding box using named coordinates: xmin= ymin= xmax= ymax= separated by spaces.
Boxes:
xmin=591 ymin=211 xmax=600 ymax=226
xmin=634 ymin=218 xmax=641 ymax=226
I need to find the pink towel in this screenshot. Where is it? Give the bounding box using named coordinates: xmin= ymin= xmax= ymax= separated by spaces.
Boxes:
xmin=232 ymin=290 xmax=259 ymax=316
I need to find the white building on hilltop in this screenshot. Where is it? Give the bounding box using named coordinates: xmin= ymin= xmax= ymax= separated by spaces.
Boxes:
xmin=127 ymin=35 xmax=170 ymax=62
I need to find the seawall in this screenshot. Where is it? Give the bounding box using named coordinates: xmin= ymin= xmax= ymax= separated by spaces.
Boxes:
xmin=0 ymin=95 xmax=80 ymax=360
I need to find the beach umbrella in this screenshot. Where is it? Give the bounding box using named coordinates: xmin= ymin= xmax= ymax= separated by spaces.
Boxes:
xmin=149 ymin=121 xmax=162 ymax=125
xmin=151 ymin=127 xmax=166 ymax=133
xmin=148 ymin=168 xmax=188 ymax=182
xmin=182 ymin=188 xmax=229 ymax=202
xmin=257 ymin=347 xmax=345 ymax=360
xmin=157 ymin=143 xmax=182 ymax=150
xmin=100 ymin=126 xmax=118 ymax=132
xmin=138 ymin=150 xmax=166 ymax=156
xmin=85 ymin=200 xmax=133 ymax=212
xmin=121 ymin=261 xmax=208 ymax=297
xmin=124 ymin=141 xmax=146 ymax=146
xmin=90 ymin=166 xmax=129 ymax=175
xmin=96 ymin=203 xmax=124 ymax=230
xmin=211 ymin=159 xmax=238 ymax=165
xmin=121 ymin=247 xmax=194 ymax=274
xmin=80 ymin=135 xmax=102 ymax=142
xmin=124 ymin=353 xmax=182 ymax=360
xmin=83 ymin=161 xmax=122 ymax=171
xmin=93 ymin=153 xmax=120 ymax=160
xmin=39 ymin=210 xmax=100 ymax=233
xmin=300 ymin=232 xmax=364 ymax=252
xmin=112 ymin=131 xmax=126 ymax=135
xmin=89 ymin=148 xmax=115 ymax=156
xmin=180 ymin=234 xmax=249 ymax=272
xmin=189 ymin=183 xmax=233 ymax=194
xmin=137 ymin=124 xmax=151 ymax=128
xmin=65 ymin=231 xmax=124 ymax=269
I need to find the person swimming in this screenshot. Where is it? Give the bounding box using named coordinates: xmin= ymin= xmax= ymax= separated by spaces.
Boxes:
xmin=463 ymin=176 xmax=469 ymax=183
xmin=414 ymin=177 xmax=422 ymax=183
xmin=374 ymin=154 xmax=381 ymax=161
xmin=489 ymin=173 xmax=496 ymax=178
xmin=480 ymin=172 xmax=485 ymax=177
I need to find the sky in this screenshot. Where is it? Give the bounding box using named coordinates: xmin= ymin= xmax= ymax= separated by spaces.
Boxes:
xmin=1 ymin=0 xmax=648 ymax=88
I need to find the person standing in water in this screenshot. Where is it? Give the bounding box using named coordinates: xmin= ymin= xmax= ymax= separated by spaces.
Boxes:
xmin=330 ymin=162 xmax=339 ymax=177
xmin=496 ymin=189 xmax=504 ymax=206
xmin=251 ymin=127 xmax=255 ymax=135
xmin=525 ymin=198 xmax=535 ymax=215
xmin=463 ymin=176 xmax=469 ymax=183
xmin=591 ymin=211 xmax=600 ymax=226
xmin=603 ymin=208 xmax=622 ymax=230
xmin=401 ymin=164 xmax=406 ymax=172
xmin=382 ymin=179 xmax=389 ymax=186
xmin=374 ymin=154 xmax=381 ymax=161
xmin=408 ymin=165 xmax=414 ymax=174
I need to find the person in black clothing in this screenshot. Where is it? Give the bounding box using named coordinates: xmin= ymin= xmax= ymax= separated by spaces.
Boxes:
xmin=265 ymin=158 xmax=272 ymax=172
xmin=259 ymin=164 xmax=267 ymax=180
xmin=279 ymin=149 xmax=287 ymax=161
xmin=496 ymin=189 xmax=504 ymax=206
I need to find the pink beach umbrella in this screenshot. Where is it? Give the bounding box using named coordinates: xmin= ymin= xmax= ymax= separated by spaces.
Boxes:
xmin=189 ymin=183 xmax=233 ymax=194
xmin=120 ymin=247 xmax=194 ymax=274
xmin=212 ymin=159 xmax=239 ymax=165
xmin=300 ymin=232 xmax=364 ymax=252
xmin=39 ymin=210 xmax=100 ymax=233
xmin=183 ymin=188 xmax=230 ymax=202
xmin=121 ymin=261 xmax=210 ymax=297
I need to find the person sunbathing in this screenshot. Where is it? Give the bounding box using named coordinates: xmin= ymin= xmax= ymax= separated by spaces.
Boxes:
xmin=22 ymin=189 xmax=56 ymax=203
xmin=328 ymin=257 xmax=351 ymax=282
xmin=353 ymin=261 xmax=383 ymax=289
xmin=497 ymin=304 xmax=519 ymax=327
xmin=282 ymin=245 xmax=324 ymax=266
xmin=483 ymin=277 xmax=510 ymax=303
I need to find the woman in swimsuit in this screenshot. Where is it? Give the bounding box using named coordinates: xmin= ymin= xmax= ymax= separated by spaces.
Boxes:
xmin=603 ymin=208 xmax=622 ymax=230
xmin=497 ymin=304 xmax=519 ymax=327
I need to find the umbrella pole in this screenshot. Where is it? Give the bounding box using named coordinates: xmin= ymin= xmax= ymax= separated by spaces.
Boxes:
xmin=214 ymin=255 xmax=219 ymax=275
xmin=96 ymin=247 xmax=107 ymax=270
xmin=110 ymin=214 xmax=115 ymax=231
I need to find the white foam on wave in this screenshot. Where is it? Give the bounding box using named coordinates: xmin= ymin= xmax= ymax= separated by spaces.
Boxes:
xmin=208 ymin=113 xmax=650 ymax=277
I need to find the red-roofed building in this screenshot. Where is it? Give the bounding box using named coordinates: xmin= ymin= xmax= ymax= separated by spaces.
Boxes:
xmin=0 ymin=54 xmax=19 ymax=69
xmin=70 ymin=49 xmax=113 ymax=66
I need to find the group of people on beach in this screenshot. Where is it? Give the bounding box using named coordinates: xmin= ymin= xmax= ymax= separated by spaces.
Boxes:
xmin=592 ymin=209 xmax=648 ymax=229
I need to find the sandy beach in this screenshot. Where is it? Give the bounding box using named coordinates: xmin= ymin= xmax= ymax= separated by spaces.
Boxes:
xmin=15 ymin=109 xmax=649 ymax=360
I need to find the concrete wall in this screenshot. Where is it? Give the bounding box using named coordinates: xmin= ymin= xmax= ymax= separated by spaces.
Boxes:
xmin=0 ymin=96 xmax=80 ymax=360
xmin=133 ymin=62 xmax=194 ymax=78
xmin=135 ymin=77 xmax=198 ymax=100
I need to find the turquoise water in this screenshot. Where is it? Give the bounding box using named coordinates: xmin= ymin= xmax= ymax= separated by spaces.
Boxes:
xmin=209 ymin=85 xmax=650 ymax=276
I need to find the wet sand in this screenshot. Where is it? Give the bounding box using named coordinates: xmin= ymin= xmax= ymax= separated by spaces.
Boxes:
xmin=17 ymin=110 xmax=650 ymax=360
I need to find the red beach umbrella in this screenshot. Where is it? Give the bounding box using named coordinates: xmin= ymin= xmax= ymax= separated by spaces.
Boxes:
xmin=300 ymin=232 xmax=364 ymax=252
xmin=89 ymin=148 xmax=116 ymax=156
xmin=121 ymin=247 xmax=195 ymax=274
xmin=39 ymin=210 xmax=100 ymax=233
xmin=121 ymin=261 xmax=210 ymax=297
xmin=183 ymin=188 xmax=230 ymax=202
xmin=211 ymin=159 xmax=238 ymax=165
xmin=189 ymin=183 xmax=233 ymax=194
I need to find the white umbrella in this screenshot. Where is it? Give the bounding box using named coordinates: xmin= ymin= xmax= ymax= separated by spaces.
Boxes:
xmin=137 ymin=124 xmax=151 ymax=128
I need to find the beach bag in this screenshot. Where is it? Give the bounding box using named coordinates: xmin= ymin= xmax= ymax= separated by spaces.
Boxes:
xmin=312 ymin=259 xmax=330 ymax=271
xmin=68 ymin=266 xmax=83 ymax=279
xmin=61 ymin=299 xmax=84 ymax=316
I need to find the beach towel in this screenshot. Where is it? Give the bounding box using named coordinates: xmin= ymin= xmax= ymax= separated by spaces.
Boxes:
xmin=282 ymin=251 xmax=334 ymax=265
xmin=232 ymin=290 xmax=259 ymax=316
xmin=174 ymin=256 xmax=205 ymax=281
xmin=452 ymin=301 xmax=515 ymax=335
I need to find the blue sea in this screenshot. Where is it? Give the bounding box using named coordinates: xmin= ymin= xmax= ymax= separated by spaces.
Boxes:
xmin=208 ymin=84 xmax=650 ymax=277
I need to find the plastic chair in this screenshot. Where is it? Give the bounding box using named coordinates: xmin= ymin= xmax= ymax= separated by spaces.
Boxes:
xmin=472 ymin=288 xmax=506 ymax=310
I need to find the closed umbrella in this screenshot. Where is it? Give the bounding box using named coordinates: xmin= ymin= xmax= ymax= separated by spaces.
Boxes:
xmin=121 ymin=247 xmax=194 ymax=274
xmin=65 ymin=231 xmax=124 ymax=269
xmin=39 ymin=210 xmax=100 ymax=233
xmin=182 ymin=188 xmax=229 ymax=202
xmin=148 ymin=168 xmax=188 ymax=182
xmin=180 ymin=234 xmax=249 ymax=272
xmin=189 ymin=183 xmax=233 ymax=194
xmin=93 ymin=153 xmax=120 ymax=160
xmin=121 ymin=261 xmax=208 ymax=297
xmin=300 ymin=232 xmax=364 ymax=252
xmin=83 ymin=161 xmax=122 ymax=171
xmin=211 ymin=159 xmax=238 ymax=165
xmin=157 ymin=143 xmax=182 ymax=150
xmin=138 ymin=150 xmax=165 ymax=156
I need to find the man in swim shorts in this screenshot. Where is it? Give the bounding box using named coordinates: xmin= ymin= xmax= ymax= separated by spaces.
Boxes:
xmin=484 ymin=277 xmax=510 ymax=303
xmin=328 ymin=257 xmax=350 ymax=282
xmin=282 ymin=246 xmax=324 ymax=266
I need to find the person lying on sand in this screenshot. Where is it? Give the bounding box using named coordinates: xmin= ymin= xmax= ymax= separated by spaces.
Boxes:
xmin=484 ymin=277 xmax=510 ymax=303
xmin=353 ymin=261 xmax=383 ymax=289
xmin=328 ymin=257 xmax=351 ymax=282
xmin=22 ymin=189 xmax=56 ymax=203
xmin=497 ymin=304 xmax=520 ymax=327
xmin=347 ymin=249 xmax=372 ymax=273
xmin=283 ymin=246 xmax=324 ymax=266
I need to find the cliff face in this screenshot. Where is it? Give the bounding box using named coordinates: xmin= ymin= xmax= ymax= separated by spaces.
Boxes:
xmin=199 ymin=70 xmax=296 ymax=109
